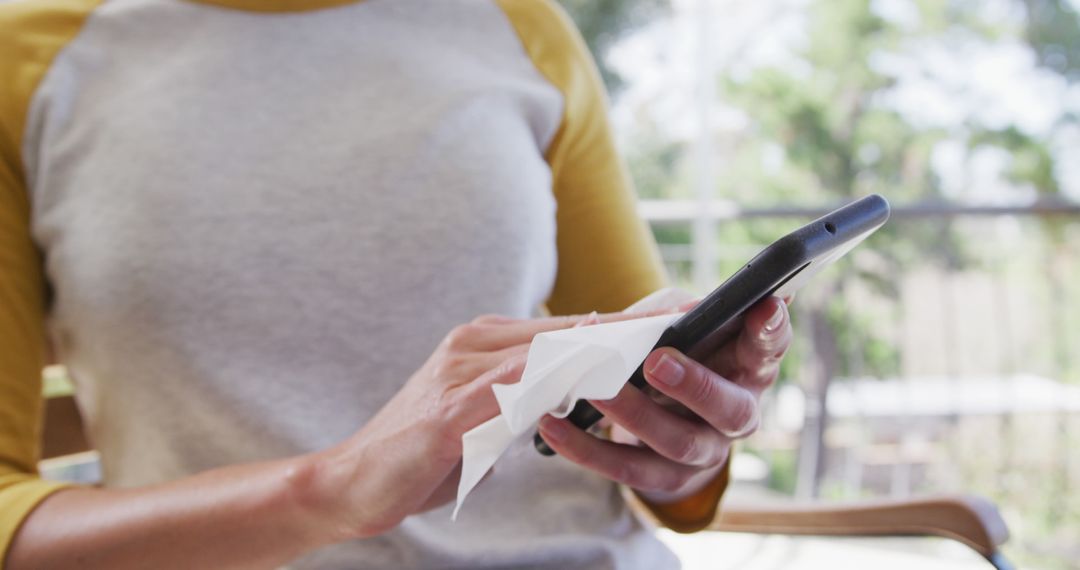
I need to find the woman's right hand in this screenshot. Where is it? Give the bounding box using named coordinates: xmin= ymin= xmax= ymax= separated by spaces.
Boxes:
xmin=305 ymin=312 xmax=616 ymax=540
xmin=8 ymin=311 xmax=647 ymax=569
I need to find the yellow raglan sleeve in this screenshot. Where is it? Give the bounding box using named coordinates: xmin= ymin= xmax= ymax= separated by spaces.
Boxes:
xmin=495 ymin=0 xmax=729 ymax=533
xmin=0 ymin=0 xmax=101 ymax=563
xmin=496 ymin=0 xmax=666 ymax=315
xmin=0 ymin=157 xmax=71 ymax=565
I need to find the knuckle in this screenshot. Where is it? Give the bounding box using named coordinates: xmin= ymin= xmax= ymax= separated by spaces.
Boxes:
xmin=714 ymin=441 xmax=733 ymax=466
xmin=618 ymin=397 xmax=650 ymax=431
xmin=758 ymin=363 xmax=780 ymax=387
xmin=754 ymin=331 xmax=784 ymax=354
xmin=627 ymin=463 xmax=687 ymax=495
xmin=434 ymin=354 xmax=470 ymax=380
xmin=674 ymin=435 xmax=703 ymax=466
xmin=688 ymin=368 xmax=717 ymax=404
xmin=446 ymin=353 xmax=471 ymax=372
xmin=444 ymin=327 xmax=467 ymax=349
xmin=617 ymin=461 xmax=640 ymax=488
xmin=658 ymin=471 xmax=689 ymax=494
xmin=725 ymin=392 xmax=758 ymax=436
xmin=759 ymin=337 xmax=791 ymax=364
xmin=696 ymin=443 xmax=725 ymax=469
xmin=473 ymin=314 xmax=510 ymax=325
xmin=436 ymin=390 xmax=468 ymax=422
xmin=743 ymin=344 xmax=773 ymax=369
xmin=493 ymin=355 xmax=527 ymax=382
xmin=445 ymin=323 xmax=479 ymax=349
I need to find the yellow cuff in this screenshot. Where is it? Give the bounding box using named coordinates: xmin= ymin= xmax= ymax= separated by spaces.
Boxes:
xmin=0 ymin=476 xmax=74 ymax=567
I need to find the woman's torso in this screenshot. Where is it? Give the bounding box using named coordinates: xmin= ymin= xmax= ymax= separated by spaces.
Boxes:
xmin=21 ymin=0 xmax=676 ymax=567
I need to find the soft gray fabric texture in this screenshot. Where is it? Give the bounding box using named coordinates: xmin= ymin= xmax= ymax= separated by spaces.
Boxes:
xmin=22 ymin=0 xmax=679 ymax=568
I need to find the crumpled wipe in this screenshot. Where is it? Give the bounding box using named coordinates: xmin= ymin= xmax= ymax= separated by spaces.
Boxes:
xmin=452 ymin=288 xmax=695 ymax=519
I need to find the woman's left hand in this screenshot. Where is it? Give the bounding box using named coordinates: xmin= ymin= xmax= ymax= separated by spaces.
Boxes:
xmin=537 ymin=296 xmax=792 ymax=503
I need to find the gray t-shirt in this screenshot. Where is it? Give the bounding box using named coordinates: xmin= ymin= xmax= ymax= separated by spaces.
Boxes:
xmin=11 ymin=0 xmax=676 ymax=567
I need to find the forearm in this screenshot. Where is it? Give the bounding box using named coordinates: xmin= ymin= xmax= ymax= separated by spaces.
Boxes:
xmin=7 ymin=452 xmax=342 ymax=570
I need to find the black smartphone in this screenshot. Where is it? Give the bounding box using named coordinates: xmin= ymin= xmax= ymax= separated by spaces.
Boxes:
xmin=534 ymin=194 xmax=891 ymax=456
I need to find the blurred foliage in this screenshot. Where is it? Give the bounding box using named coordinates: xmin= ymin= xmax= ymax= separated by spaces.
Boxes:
xmin=827 ymin=290 xmax=901 ymax=378
xmin=713 ymin=0 xmax=1073 ymax=380
xmin=714 ymin=5 xmax=1073 ymax=530
xmin=970 ymin=126 xmax=1060 ymax=194
xmin=765 ymin=448 xmax=798 ymax=495
xmin=625 ymin=125 xmax=684 ymax=200
xmin=571 ymin=1 xmax=1076 ymax=563
xmin=1022 ymin=0 xmax=1080 ymax=82
xmin=556 ymin=0 xmax=671 ymax=95
xmin=720 ymin=0 xmax=929 ymax=380
xmin=976 ymin=126 xmax=1058 ymax=193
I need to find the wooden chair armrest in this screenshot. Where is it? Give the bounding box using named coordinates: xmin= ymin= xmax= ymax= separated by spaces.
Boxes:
xmin=42 ymin=395 xmax=92 ymax=460
xmin=712 ymin=495 xmax=1010 ymax=566
xmin=43 ymin=395 xmax=1014 ymax=567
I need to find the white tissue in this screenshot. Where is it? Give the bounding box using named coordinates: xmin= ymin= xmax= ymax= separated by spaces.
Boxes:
xmin=452 ymin=288 xmax=695 ymax=519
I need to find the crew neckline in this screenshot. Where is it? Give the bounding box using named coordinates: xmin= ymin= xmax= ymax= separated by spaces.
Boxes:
xmin=184 ymin=0 xmax=364 ymax=13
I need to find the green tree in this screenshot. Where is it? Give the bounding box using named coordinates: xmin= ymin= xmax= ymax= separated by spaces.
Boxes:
xmin=716 ymin=0 xmax=1073 ymax=501
xmin=557 ymin=0 xmax=671 ymax=95
xmin=715 ymin=1 xmax=1075 ymax=565
xmin=1022 ymin=0 xmax=1080 ymax=82
xmin=568 ymin=1 xmax=1077 ymax=563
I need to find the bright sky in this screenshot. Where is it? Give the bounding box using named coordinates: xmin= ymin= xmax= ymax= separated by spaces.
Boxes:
xmin=606 ymin=0 xmax=1080 ymax=201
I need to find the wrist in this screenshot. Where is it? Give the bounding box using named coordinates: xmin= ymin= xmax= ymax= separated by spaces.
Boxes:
xmin=280 ymin=449 xmax=362 ymax=546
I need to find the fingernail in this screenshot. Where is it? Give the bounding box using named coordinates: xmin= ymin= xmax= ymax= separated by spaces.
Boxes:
xmin=540 ymin=417 xmax=567 ymax=443
xmin=763 ymin=305 xmax=784 ymax=335
xmin=575 ymin=311 xmax=600 ymax=328
xmin=648 ymin=354 xmax=685 ymax=386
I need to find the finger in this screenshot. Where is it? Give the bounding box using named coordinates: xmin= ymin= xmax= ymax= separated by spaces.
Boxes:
xmin=708 ymin=297 xmax=791 ymax=384
xmin=441 ymin=343 xmax=531 ymax=387
xmin=675 ymin=298 xmax=703 ymax=312
xmin=741 ymin=297 xmax=792 ymax=359
xmin=590 ymin=385 xmax=728 ymax=467
xmin=642 ymin=348 xmax=760 ymax=438
xmin=446 ymin=353 xmax=529 ymax=430
xmin=730 ymin=298 xmax=791 ymax=389
xmin=537 ymin=416 xmax=707 ymax=495
xmin=574 ymin=311 xmax=601 ymax=328
xmin=459 ymin=310 xmax=663 ymax=351
xmin=469 ymin=350 xmax=529 ymax=394
xmin=608 ymin=423 xmax=637 ymax=445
